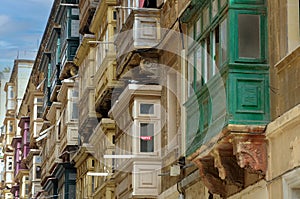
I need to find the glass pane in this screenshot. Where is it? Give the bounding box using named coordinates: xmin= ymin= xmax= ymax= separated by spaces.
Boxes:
xmin=292 ymin=188 xmax=300 ymax=199
xmin=220 ymin=0 xmax=227 ymax=8
xmin=195 ymin=48 xmax=202 ymax=88
xmin=37 ymin=106 xmax=43 ymax=118
xmin=212 ymin=0 xmax=218 ymax=18
xmin=213 ymin=26 xmax=219 ymax=75
xmin=196 ymin=17 xmax=201 ymax=37
xmin=238 ymin=14 xmax=260 ymax=58
xmin=188 ymin=25 xmax=194 ymax=46
xmin=72 ymin=89 xmax=79 ymax=97
xmin=203 ymin=7 xmax=209 ymax=28
xmin=71 ymin=20 xmax=79 ymax=37
xmin=220 ymin=18 xmax=227 ymax=64
xmin=72 ymin=102 xmax=79 ymax=119
xmin=187 ymin=54 xmax=195 ymax=97
xmin=37 ymin=98 xmax=43 ymax=103
xmin=140 ymin=123 xmax=154 ymax=152
xmin=140 ymin=104 xmax=154 ymax=114
xmin=205 ymin=36 xmax=211 ymax=82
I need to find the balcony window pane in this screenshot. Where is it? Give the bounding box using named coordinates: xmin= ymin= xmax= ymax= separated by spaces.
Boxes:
xmin=36 ymin=166 xmax=41 ymax=179
xmin=71 ymin=102 xmax=79 ymax=120
xmin=8 ymin=86 xmax=14 ymax=99
xmin=196 ymin=17 xmax=201 ymax=38
xmin=213 ymin=26 xmax=219 ymax=75
xmin=140 ymin=123 xmax=154 ymax=152
xmin=204 ymin=36 xmax=210 ymax=83
xmin=220 ymin=0 xmax=227 ymax=8
xmin=220 ymin=18 xmax=227 ymax=64
xmin=37 ymin=105 xmax=43 ymax=118
xmin=71 ymin=20 xmax=79 ymax=37
xmin=195 ymin=47 xmax=203 ymax=88
xmin=187 ymin=53 xmax=195 ymax=97
xmin=140 ymin=104 xmax=154 ymax=114
xmin=203 ymin=6 xmax=209 ymax=28
xmin=238 ymin=14 xmax=260 ymax=58
xmin=212 ymin=0 xmax=218 ymax=18
xmin=188 ymin=26 xmax=194 ymax=46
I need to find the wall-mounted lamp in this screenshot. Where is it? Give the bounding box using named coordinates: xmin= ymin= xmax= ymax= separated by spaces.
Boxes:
xmin=114 ymin=6 xmax=159 ymax=10
xmin=87 ymin=41 xmax=115 ymax=45
xmin=103 ymin=155 xmax=134 ymax=159
xmin=60 ymin=3 xmax=78 ymax=7
xmin=87 ymin=172 xmax=112 ymax=176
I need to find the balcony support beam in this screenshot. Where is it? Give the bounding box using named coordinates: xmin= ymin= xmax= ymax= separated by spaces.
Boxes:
xmin=191 ymin=130 xmax=267 ymax=197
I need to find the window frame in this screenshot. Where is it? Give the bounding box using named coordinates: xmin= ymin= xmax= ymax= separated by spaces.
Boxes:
xmin=134 ymin=100 xmax=161 ymax=119
xmin=132 ymin=99 xmax=161 ymax=156
xmin=139 ymin=122 xmax=155 ymax=153
xmin=232 ymin=10 xmax=267 ymax=63
xmin=135 ymin=120 xmax=160 ymax=155
xmin=283 ymin=167 xmax=300 ymax=199
xmin=187 ymin=1 xmax=229 ymax=95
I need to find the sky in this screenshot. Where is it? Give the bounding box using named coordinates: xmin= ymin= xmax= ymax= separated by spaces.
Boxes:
xmin=0 ymin=0 xmax=53 ymax=71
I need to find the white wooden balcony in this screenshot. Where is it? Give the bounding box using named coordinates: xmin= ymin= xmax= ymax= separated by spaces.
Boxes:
xmin=57 ymin=80 xmax=79 ymax=152
xmin=94 ymin=45 xmax=119 ymax=115
xmin=115 ymin=8 xmax=161 ymax=74
xmin=78 ymin=86 xmax=98 ymax=142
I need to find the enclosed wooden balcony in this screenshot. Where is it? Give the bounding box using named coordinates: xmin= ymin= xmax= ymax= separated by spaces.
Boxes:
xmin=30 ymin=120 xmax=43 ymax=148
xmin=47 ymin=142 xmax=62 ymax=175
xmin=79 ymin=0 xmax=99 ymax=34
xmin=78 ymin=86 xmax=98 ymax=143
xmin=89 ymin=118 xmax=115 ymax=169
xmin=109 ymin=84 xmax=162 ymax=198
xmin=115 ymin=8 xmax=161 ymax=75
xmin=57 ymin=80 xmax=79 ymax=153
xmin=94 ymin=45 xmax=119 ymax=117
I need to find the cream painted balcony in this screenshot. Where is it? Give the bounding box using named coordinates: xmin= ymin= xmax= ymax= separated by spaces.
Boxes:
xmin=78 ymin=86 xmax=98 ymax=142
xmin=115 ymin=8 xmax=161 ymax=75
xmin=38 ymin=122 xmax=51 ymax=184
xmin=57 ymin=80 xmax=79 ymax=153
xmin=79 ymin=0 xmax=99 ymax=34
xmin=109 ymin=84 xmax=162 ymax=198
xmin=89 ymin=118 xmax=116 ymax=198
xmin=28 ymin=92 xmax=44 ymax=147
xmin=90 ymin=118 xmax=115 ymax=171
xmin=44 ymin=102 xmax=62 ymax=175
xmin=94 ymin=43 xmax=119 ymax=116
xmin=75 ymin=34 xmax=98 ymax=143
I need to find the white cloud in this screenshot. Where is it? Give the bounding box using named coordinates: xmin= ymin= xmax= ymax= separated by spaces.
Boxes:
xmin=0 ymin=15 xmax=10 ymax=27
xmin=0 ymin=41 xmax=17 ymax=49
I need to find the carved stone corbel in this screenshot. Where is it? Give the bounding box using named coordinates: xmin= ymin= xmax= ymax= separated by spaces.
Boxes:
xmin=232 ymin=134 xmax=267 ymax=174
xmin=194 ymin=158 xmax=226 ymax=197
xmin=211 ymin=148 xmax=244 ymax=187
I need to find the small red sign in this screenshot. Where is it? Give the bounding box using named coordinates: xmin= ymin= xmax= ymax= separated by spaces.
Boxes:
xmin=140 ymin=136 xmax=152 ymax=141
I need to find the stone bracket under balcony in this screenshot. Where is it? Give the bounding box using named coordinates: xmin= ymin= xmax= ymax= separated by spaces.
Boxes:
xmin=190 ymin=126 xmax=267 ymax=198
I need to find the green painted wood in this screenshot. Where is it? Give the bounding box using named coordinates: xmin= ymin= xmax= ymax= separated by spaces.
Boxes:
xmin=229 ymin=9 xmax=267 ymax=64
xmin=229 ymin=0 xmax=265 ymax=7
xmin=184 ymin=0 xmax=269 ymax=157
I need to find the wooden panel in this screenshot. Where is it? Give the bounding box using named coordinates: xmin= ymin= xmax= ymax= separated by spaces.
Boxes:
xmin=229 ymin=72 xmax=269 ymax=124
xmin=132 ymin=162 xmax=161 ymax=196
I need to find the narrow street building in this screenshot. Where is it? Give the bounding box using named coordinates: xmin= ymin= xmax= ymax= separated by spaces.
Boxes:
xmin=1 ymin=0 xmax=300 ymax=199
xmin=1 ymin=59 xmax=33 ymax=198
